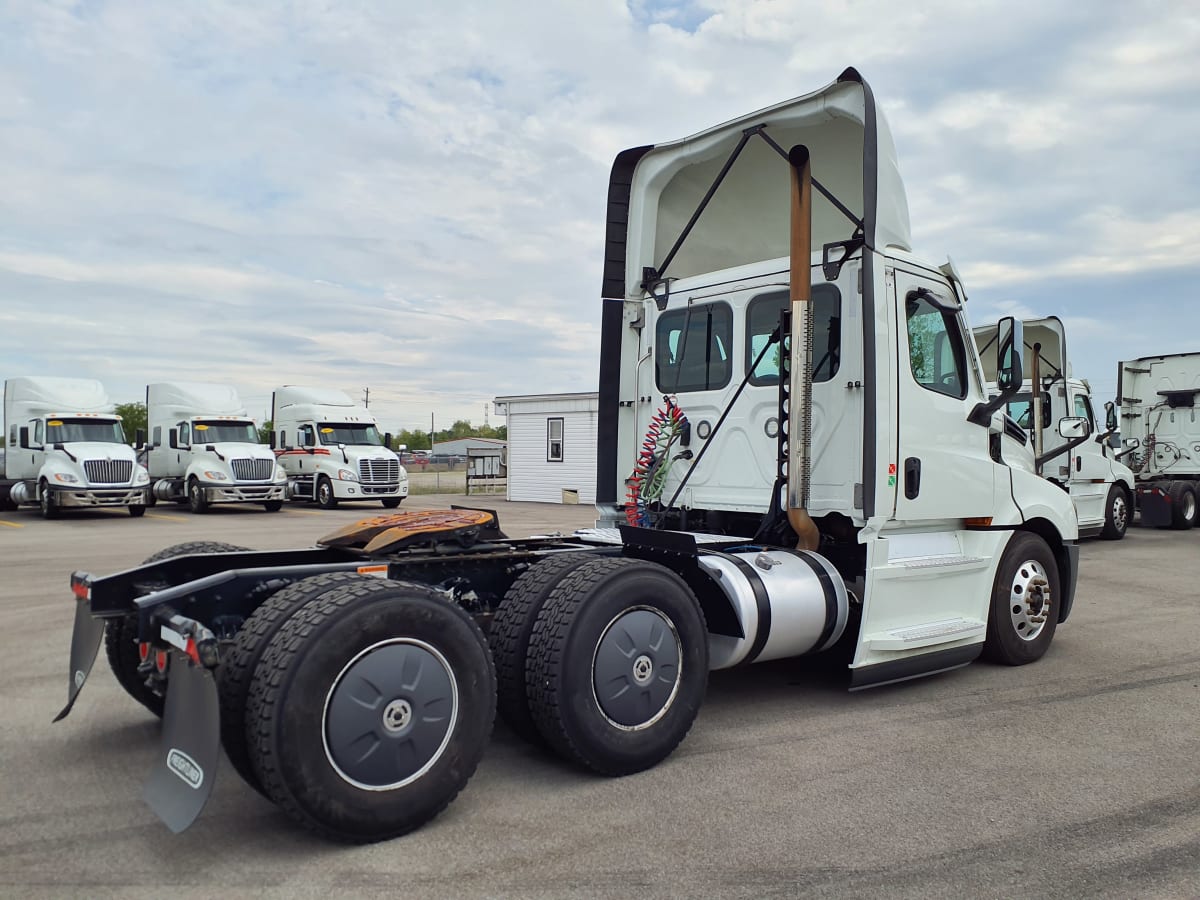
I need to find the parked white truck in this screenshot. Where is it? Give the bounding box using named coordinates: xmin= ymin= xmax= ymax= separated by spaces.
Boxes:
xmin=973 ymin=317 xmax=1135 ymax=539
xmin=1 ymin=376 xmax=149 ymax=517
xmin=272 ymin=386 xmax=407 ymax=508
xmin=144 ymin=382 xmax=288 ymax=514
xmin=1117 ymin=351 xmax=1200 ymax=529
xmin=60 ymin=69 xmax=1082 ymax=842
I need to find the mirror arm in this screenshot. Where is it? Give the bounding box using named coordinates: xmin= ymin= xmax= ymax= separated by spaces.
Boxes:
xmin=968 ymin=377 xmax=1019 ymax=427
xmin=1035 ymin=432 xmax=1091 ymax=469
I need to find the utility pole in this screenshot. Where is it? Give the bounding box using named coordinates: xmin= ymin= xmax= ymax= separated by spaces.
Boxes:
xmin=430 ymin=412 xmax=435 ymax=454
xmin=362 ymin=387 xmax=370 ymax=408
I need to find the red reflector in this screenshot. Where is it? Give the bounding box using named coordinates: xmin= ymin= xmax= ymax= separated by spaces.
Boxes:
xmin=154 ymin=650 xmax=168 ymax=673
xmin=71 ymin=581 xmax=89 ymax=600
xmin=184 ymin=638 xmax=201 ymax=666
xmin=138 ymin=642 xmax=150 ymax=661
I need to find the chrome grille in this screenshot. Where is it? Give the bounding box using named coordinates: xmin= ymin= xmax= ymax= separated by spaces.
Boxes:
xmin=83 ymin=459 xmax=133 ymax=484
xmin=359 ymin=458 xmax=400 ymax=483
xmin=231 ymin=458 xmax=275 ymax=481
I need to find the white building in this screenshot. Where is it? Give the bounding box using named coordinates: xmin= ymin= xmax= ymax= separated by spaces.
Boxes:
xmin=493 ymin=392 xmax=598 ymax=504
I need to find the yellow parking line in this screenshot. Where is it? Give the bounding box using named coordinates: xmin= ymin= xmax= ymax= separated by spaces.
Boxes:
xmin=146 ymin=513 xmax=189 ymax=522
xmin=286 ymin=509 xmax=325 ymax=516
xmin=0 ymin=519 xmax=23 ymax=528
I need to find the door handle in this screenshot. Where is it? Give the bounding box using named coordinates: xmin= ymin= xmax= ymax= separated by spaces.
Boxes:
xmin=904 ymin=457 xmax=921 ymax=499
xmin=1075 ymin=455 xmax=1081 ymax=472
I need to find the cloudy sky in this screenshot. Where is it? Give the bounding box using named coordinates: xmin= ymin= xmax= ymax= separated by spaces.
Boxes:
xmin=2 ymin=0 xmax=1198 ymax=434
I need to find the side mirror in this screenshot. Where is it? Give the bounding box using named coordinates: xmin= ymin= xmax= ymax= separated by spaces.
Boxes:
xmin=1058 ymin=416 xmax=1090 ymax=440
xmin=134 ymin=429 xmax=146 ymax=449
xmin=279 ymin=430 xmax=290 ymax=450
xmin=968 ymin=316 xmax=1024 ymax=426
xmin=168 ymin=428 xmax=179 ymax=450
xmin=18 ymin=426 xmax=29 ymax=450
xmin=152 ymin=426 xmax=162 ymax=449
xmin=1124 ymin=437 xmax=1141 ymax=451
xmin=384 ymin=432 xmax=393 ymax=449
xmin=1104 ymin=401 xmax=1118 ymax=432
xmin=267 ymin=430 xmax=276 ymax=448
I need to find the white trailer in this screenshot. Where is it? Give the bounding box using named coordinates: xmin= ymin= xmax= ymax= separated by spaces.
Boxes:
xmin=271 ymin=386 xmax=407 ymax=508
xmin=1117 ymin=351 xmax=1200 ymax=528
xmin=973 ymin=316 xmax=1135 ymax=539
xmin=1 ymin=376 xmax=149 ymax=518
xmin=144 ymin=382 xmax=288 ymax=514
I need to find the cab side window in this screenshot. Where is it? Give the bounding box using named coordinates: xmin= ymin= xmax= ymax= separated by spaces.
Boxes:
xmin=655 ymin=302 xmax=733 ymax=393
xmin=1073 ymin=394 xmax=1095 ymax=430
xmin=905 ymin=291 xmax=968 ymax=399
xmin=746 ymin=286 xmax=841 ymax=385
xmin=179 ymin=423 xmax=191 ymax=446
xmin=298 ymin=424 xmax=315 ymax=447
xmin=33 ymin=420 xmax=44 ymax=446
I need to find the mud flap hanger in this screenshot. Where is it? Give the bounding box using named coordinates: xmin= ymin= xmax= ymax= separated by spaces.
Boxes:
xmin=640 ymin=123 xmax=867 ymax=306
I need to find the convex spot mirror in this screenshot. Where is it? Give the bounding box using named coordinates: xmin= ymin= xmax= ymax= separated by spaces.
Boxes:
xmin=1058 ymin=416 xmax=1091 ymax=439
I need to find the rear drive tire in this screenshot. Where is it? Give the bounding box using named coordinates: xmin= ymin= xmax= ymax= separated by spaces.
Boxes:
xmin=187 ymin=477 xmax=209 ymax=514
xmin=103 ymin=541 xmax=249 ymax=717
xmin=381 ymin=497 xmax=403 ymax=509
xmin=316 ymin=476 xmax=337 ymax=509
xmin=263 ymin=500 xmax=284 ymax=512
xmin=39 ymin=481 xmax=60 ymax=520
xmin=219 ymin=572 xmax=379 ymax=794
xmin=526 ymin=558 xmax=708 ymax=776
xmin=983 ymin=532 xmax=1060 ymax=665
xmin=1169 ymin=482 xmax=1197 ymax=530
xmin=1099 ymin=485 xmax=1129 ymax=540
xmin=246 ymin=579 xmax=495 ymax=842
xmin=492 ymin=553 xmax=595 ymax=745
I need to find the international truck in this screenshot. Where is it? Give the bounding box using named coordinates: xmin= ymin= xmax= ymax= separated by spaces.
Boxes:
xmin=55 ymin=68 xmax=1080 ymax=844
xmin=1117 ymin=351 xmax=1200 ymax=529
xmin=271 ymin=386 xmax=407 ymax=508
xmin=973 ymin=317 xmax=1135 ymax=539
xmin=1 ymin=376 xmax=149 ymax=517
xmin=143 ymin=382 xmax=288 ymax=514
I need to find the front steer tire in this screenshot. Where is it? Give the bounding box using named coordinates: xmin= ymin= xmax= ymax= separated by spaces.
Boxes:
xmin=1099 ymin=484 xmax=1129 ymax=540
xmin=526 ymin=557 xmax=708 ymax=776
xmin=982 ymin=532 xmax=1060 ymax=665
xmin=103 ymin=541 xmax=249 ymax=717
xmin=316 ymin=476 xmax=337 ymax=509
xmin=246 ymin=579 xmax=495 ymax=843
xmin=217 ymin=571 xmax=383 ymax=795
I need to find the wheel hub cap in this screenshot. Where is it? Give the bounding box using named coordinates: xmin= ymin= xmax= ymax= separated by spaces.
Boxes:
xmin=323 ymin=639 xmax=458 ymax=790
xmin=1113 ymin=495 xmax=1127 ymax=530
xmin=592 ymin=608 xmax=682 ymax=730
xmin=1008 ymin=560 xmax=1051 ymax=642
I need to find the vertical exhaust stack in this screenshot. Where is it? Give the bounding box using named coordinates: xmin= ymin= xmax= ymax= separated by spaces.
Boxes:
xmin=1031 ymin=342 xmax=1043 ymax=473
xmin=786 ymin=145 xmax=821 ymax=552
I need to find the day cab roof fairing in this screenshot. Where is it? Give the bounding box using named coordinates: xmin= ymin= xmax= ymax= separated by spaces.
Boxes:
xmin=973 ymin=316 xmax=1068 ymax=385
xmin=597 ymin=67 xmax=905 ymax=512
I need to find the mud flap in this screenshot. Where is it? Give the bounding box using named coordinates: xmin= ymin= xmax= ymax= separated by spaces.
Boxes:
xmin=143 ymin=653 xmax=220 ymax=833
xmin=53 ymin=589 xmax=106 ymax=723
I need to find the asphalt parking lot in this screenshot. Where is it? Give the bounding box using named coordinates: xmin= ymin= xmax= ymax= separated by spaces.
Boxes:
xmin=2 ymin=499 xmax=1198 ymax=898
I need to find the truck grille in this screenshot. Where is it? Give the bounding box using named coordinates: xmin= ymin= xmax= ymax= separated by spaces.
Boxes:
xmin=359 ymin=458 xmax=399 ymax=483
xmin=231 ymin=458 xmax=275 ymax=481
xmin=83 ymin=459 xmax=133 ymax=484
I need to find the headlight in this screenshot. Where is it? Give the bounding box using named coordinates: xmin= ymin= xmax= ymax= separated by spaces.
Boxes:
xmin=203 ymin=470 xmax=229 ymax=481
xmin=54 ymin=473 xmax=79 ymax=484
xmin=134 ymin=468 xmax=150 ymax=485
xmin=274 ymin=465 xmax=288 ymax=481
xmin=337 ymin=468 xmax=358 ymax=481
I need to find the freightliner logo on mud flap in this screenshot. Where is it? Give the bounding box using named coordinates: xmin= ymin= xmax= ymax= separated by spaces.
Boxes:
xmin=167 ymin=749 xmax=204 ymax=790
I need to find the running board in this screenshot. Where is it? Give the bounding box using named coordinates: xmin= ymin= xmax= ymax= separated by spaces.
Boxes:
xmin=863 ymin=617 xmax=986 ymax=651
xmin=849 ymin=643 xmax=982 ymax=691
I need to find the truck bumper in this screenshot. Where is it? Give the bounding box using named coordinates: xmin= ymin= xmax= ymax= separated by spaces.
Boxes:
xmin=56 ymin=487 xmax=148 ymax=508
xmin=200 ymin=484 xmax=288 ymax=503
xmin=337 ymin=482 xmax=408 ymax=499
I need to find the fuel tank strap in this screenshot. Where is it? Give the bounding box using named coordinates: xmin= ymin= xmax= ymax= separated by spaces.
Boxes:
xmin=793 ymin=550 xmax=841 ymax=651
xmin=720 ymin=554 xmax=772 ymax=665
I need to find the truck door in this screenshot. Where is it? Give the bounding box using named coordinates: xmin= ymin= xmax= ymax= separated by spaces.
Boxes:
xmin=1067 ymin=390 xmax=1107 ymax=527
xmin=891 ymin=268 xmax=997 ymax=520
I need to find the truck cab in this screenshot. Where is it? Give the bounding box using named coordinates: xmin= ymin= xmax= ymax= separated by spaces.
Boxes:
xmin=272 ymin=386 xmax=408 ymax=509
xmin=2 ymin=376 xmax=149 ymax=518
xmin=974 ymin=317 xmax=1135 ymax=539
xmin=145 ymin=382 xmax=287 ymax=514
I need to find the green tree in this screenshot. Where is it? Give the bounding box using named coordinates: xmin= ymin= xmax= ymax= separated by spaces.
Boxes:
xmin=258 ymin=420 xmax=273 ymax=445
xmin=114 ymin=402 xmax=147 ymax=444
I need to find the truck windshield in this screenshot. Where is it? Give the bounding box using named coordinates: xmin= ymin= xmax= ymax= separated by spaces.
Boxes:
xmin=318 ymin=423 xmax=384 ymax=446
xmin=193 ymin=421 xmax=260 ymax=443
xmin=45 ymin=419 xmax=126 ymax=444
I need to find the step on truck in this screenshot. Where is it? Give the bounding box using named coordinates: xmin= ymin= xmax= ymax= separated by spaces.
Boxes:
xmin=973 ymin=316 xmax=1135 ymax=539
xmin=56 ymin=68 xmax=1079 ymax=843
xmin=271 ymin=386 xmax=408 ymax=509
xmin=1 ymin=376 xmax=149 ymax=517
xmin=1117 ymin=351 xmax=1200 ymax=529
xmin=144 ymin=382 xmax=289 ymax=514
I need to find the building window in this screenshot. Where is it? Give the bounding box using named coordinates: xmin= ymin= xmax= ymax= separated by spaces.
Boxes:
xmin=547 ymin=417 xmax=564 ymax=462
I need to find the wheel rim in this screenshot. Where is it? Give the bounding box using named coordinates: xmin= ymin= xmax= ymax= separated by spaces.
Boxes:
xmin=40 ymin=485 xmax=51 ymax=513
xmin=322 ymin=638 xmax=458 ymax=791
xmin=591 ymin=607 xmax=682 ymax=730
xmin=1112 ymin=494 xmax=1127 ymax=531
xmin=1184 ymin=492 xmax=1197 ymax=522
xmin=1008 ymin=559 xmax=1052 ymax=642
xmin=319 ymin=483 xmax=331 ymax=504
xmin=189 ymin=483 xmax=201 ymax=507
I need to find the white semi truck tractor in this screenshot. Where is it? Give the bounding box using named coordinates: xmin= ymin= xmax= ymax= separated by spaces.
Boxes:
xmin=1 ymin=376 xmax=149 ymax=518
xmin=1117 ymin=351 xmax=1200 ymax=529
xmin=144 ymin=382 xmax=288 ymax=514
xmin=974 ymin=316 xmax=1136 ymax=539
xmin=58 ymin=69 xmax=1081 ymax=842
xmin=272 ymin=386 xmax=407 ymax=508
